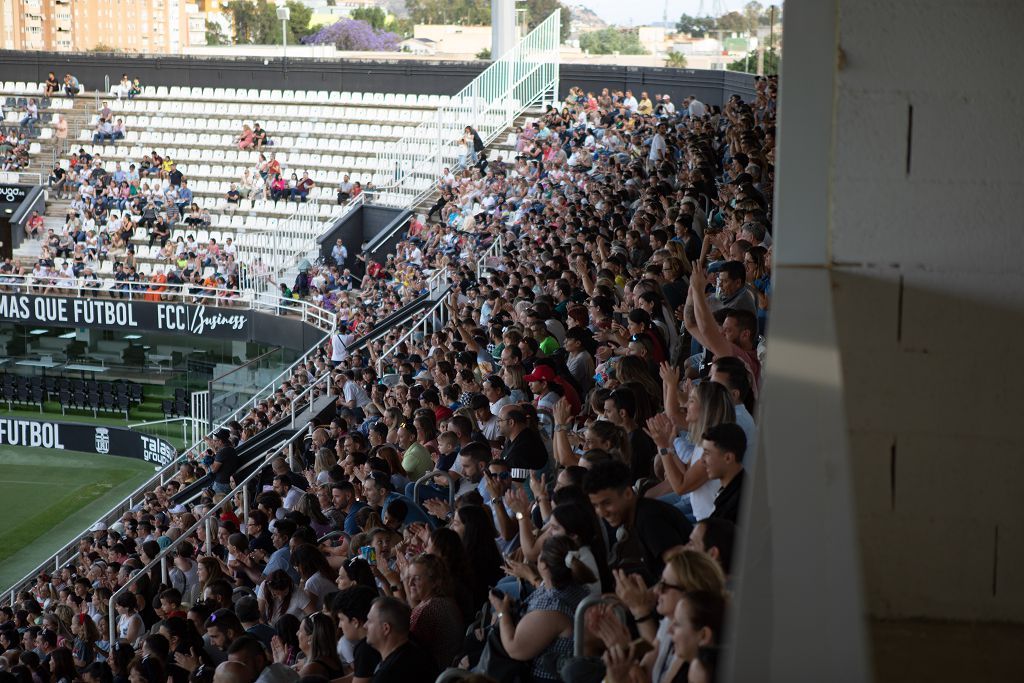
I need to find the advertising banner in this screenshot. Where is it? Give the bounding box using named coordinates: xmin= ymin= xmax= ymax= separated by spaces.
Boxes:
xmin=0 ymin=294 xmax=251 ymax=340
xmin=0 ymin=417 xmax=176 ymax=466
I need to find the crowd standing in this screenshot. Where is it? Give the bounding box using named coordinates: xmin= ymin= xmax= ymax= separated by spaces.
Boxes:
xmin=2 ymin=76 xmax=778 ymax=683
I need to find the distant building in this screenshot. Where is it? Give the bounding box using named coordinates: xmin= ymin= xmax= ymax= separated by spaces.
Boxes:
xmin=412 ymin=24 xmax=492 ymax=56
xmin=0 ymin=0 xmax=198 ymax=53
xmin=399 ymin=37 xmax=436 ymax=55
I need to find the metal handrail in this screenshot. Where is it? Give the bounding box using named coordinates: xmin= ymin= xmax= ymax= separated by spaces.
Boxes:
xmin=412 ymin=469 xmax=458 ymax=510
xmin=367 ymin=10 xmax=560 ymax=208
xmin=574 ymin=595 xmax=628 ymax=657
xmin=288 ymin=364 xmax=334 ymax=427
xmin=106 ymin=426 xmax=309 ymax=644
xmin=375 ymin=284 xmax=453 ymax=375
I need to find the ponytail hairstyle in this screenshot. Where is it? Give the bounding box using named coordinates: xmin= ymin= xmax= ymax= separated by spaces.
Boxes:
xmin=587 ymin=420 xmax=632 ymax=467
xmin=540 ymin=536 xmax=596 ymax=589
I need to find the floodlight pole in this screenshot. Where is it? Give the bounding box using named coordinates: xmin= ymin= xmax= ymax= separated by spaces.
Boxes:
xmin=276 ymin=1 xmax=290 ymax=71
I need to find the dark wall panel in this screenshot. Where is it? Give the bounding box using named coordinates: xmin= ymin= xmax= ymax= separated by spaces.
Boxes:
xmin=0 ymin=51 xmax=756 ymax=108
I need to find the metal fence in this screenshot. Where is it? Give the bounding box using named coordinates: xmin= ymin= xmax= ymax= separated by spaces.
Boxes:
xmin=368 ymin=10 xmax=561 ymax=208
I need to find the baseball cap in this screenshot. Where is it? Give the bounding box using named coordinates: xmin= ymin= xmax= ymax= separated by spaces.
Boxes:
xmin=523 ymin=365 xmax=556 ymax=383
xmin=213 ymin=428 xmax=231 ymax=442
xmin=90 ymin=521 xmax=108 ymax=532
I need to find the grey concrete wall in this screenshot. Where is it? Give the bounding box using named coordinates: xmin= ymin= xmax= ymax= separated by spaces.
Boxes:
xmin=0 ymin=51 xmax=755 ymax=108
xmin=829 ymin=0 xmax=1024 ymax=622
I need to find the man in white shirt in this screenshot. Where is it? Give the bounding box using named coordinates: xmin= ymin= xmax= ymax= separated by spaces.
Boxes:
xmin=622 ymin=90 xmax=639 ymax=114
xmin=330 ymin=326 xmax=355 ymax=366
xmin=688 ymin=95 xmax=707 ymax=118
xmin=336 ymin=370 xmax=371 ymax=421
xmin=272 ymin=475 xmax=303 ymax=510
xmin=648 ymin=123 xmax=667 ymax=172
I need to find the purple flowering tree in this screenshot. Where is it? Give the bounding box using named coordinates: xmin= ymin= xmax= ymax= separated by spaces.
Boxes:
xmin=302 ymin=19 xmax=400 ymax=51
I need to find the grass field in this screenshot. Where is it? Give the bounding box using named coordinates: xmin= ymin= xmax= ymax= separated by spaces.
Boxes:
xmin=0 ymin=447 xmax=156 ymax=591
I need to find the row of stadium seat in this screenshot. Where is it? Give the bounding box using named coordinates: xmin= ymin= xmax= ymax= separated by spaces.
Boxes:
xmin=94 ymin=115 xmax=417 ymax=140
xmin=107 ymin=99 xmax=443 ymax=123
xmin=78 ymin=130 xmax=398 ymax=157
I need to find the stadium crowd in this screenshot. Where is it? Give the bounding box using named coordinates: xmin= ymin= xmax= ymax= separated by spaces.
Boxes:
xmin=1 ymin=76 xmax=778 ymax=683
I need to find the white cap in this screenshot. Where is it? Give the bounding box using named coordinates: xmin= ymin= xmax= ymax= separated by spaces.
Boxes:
xmin=90 ymin=521 xmax=107 ymax=532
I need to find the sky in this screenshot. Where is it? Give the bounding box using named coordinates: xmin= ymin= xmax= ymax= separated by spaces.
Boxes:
xmin=575 ymin=0 xmax=746 ymax=27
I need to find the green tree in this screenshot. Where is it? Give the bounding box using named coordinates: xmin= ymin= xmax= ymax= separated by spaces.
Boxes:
xmin=524 ymin=0 xmax=570 ymax=41
xmin=350 ymin=7 xmax=387 ymax=30
xmin=715 ymin=11 xmax=748 ymax=33
xmin=676 ymin=13 xmax=716 ymax=37
xmin=579 ymin=28 xmax=647 ymax=55
xmin=225 ymin=0 xmax=313 ymax=44
xmin=665 ymin=52 xmax=687 ymax=68
xmin=742 ymin=1 xmax=764 ymax=32
xmin=476 ymin=47 xmax=491 ymax=59
xmin=205 ymin=20 xmax=228 ymax=45
xmin=726 ymin=48 xmax=779 ymax=75
xmin=405 ymin=0 xmax=490 ymax=25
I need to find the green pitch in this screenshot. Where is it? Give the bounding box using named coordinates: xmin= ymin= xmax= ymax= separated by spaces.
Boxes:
xmin=0 ymin=447 xmax=156 ymax=592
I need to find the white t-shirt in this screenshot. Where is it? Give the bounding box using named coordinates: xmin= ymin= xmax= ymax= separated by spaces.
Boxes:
xmin=682 ymin=444 xmax=718 ymax=521
xmin=331 ymin=333 xmax=355 ymax=362
xmin=342 ymin=380 xmax=371 ymax=408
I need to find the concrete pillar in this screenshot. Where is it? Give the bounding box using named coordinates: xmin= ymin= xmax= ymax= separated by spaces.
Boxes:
xmin=490 ymin=0 xmax=515 ymax=60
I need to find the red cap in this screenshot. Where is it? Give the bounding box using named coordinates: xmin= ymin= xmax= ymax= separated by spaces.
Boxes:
xmin=523 ymin=365 xmax=556 ymax=383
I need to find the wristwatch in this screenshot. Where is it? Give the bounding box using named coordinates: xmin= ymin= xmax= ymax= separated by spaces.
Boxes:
xmin=515 ymin=511 xmax=525 ymax=520
xmin=658 ymin=447 xmax=672 ymax=456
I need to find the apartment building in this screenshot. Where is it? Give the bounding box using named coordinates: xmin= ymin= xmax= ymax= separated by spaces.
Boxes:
xmin=0 ymin=0 xmax=199 ymax=53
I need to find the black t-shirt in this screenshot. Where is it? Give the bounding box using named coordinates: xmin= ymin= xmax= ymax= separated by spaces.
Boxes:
xmin=226 ymin=189 xmax=240 ymax=203
xmin=500 ymin=427 xmax=547 ymax=470
xmin=627 ymin=497 xmax=693 ymax=584
xmin=629 ymin=428 xmax=657 ymax=480
xmin=213 ymin=445 xmax=238 ymax=484
xmin=353 ymin=638 xmax=382 ymax=679
xmin=372 ymin=641 xmax=438 ymax=683
xmin=169 ymin=169 xmax=183 ymax=186
xmin=710 ymin=469 xmax=745 ymax=525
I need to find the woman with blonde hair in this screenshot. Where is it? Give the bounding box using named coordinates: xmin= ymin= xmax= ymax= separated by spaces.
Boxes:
xmin=646 ymin=371 xmax=735 ymax=522
xmin=603 ymin=547 xmax=726 ymax=683
xmin=501 ymin=364 xmax=528 ymax=403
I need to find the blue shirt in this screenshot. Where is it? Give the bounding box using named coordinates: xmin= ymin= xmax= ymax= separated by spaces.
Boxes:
xmin=263 ymin=546 xmax=298 ymax=582
xmin=342 ymin=501 xmax=368 ymax=536
xmin=178 ymin=187 xmax=193 ymax=203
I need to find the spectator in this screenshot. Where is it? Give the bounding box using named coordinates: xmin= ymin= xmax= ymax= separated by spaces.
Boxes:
xmin=44 ymin=71 xmax=59 ymax=97
xmin=63 ymin=73 xmax=81 ymax=97
xmin=364 ymin=597 xmax=439 ymax=683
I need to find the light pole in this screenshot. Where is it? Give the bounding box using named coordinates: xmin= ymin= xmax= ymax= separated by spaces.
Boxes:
xmin=276 ymin=0 xmax=290 ymax=62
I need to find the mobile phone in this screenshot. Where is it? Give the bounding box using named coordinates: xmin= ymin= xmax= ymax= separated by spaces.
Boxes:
xmin=359 ymin=545 xmax=376 ymax=563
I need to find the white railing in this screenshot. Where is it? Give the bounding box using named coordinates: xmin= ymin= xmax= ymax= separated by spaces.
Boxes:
xmin=368 ymin=10 xmax=560 ymax=208
xmin=0 ymin=273 xmax=336 ymax=332
xmin=105 ymin=426 xmax=309 ymax=644
xmin=476 ymin=234 xmax=504 ymax=278
xmin=375 ymin=285 xmax=453 ymax=375
xmin=233 ymin=197 xmax=323 ymax=293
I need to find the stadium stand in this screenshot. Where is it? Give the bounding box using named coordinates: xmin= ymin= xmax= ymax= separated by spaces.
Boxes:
xmin=1 ymin=46 xmax=774 ymax=683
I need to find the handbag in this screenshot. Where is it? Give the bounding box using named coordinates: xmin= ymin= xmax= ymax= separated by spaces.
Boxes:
xmin=475 ymin=621 xmax=532 ymax=683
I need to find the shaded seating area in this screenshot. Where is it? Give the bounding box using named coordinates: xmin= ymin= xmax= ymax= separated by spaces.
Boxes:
xmin=0 ymin=374 xmax=145 ymax=418
xmin=0 ymin=374 xmax=45 ymax=412
xmin=161 ymin=387 xmax=192 ymax=419
xmin=53 ymin=378 xmax=143 ymax=419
